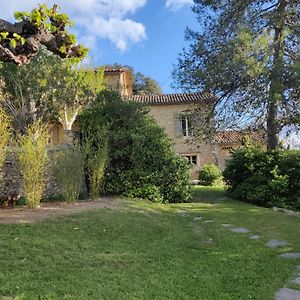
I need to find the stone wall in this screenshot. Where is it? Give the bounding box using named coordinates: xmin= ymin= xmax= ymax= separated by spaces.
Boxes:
xmin=0 ymin=150 xmax=61 ymax=198
xmin=148 ymin=103 xmax=218 ymax=178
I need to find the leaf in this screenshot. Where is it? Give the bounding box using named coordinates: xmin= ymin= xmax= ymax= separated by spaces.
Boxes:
xmin=9 ymin=39 xmax=17 ymax=49
xmin=0 ymin=32 xmax=9 ymax=39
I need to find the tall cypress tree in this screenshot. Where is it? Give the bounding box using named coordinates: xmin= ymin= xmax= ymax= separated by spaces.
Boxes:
xmin=173 ymin=0 xmax=300 ymax=149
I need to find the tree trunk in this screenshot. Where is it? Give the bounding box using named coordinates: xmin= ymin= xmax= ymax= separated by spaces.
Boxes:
xmin=267 ymin=0 xmax=287 ymax=150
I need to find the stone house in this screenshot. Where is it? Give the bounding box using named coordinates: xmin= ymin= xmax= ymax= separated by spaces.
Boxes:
xmin=128 ymin=93 xmax=265 ymax=178
xmin=49 ymin=67 xmax=265 ymax=178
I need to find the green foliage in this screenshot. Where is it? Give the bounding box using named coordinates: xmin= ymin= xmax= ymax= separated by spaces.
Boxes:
xmin=82 ymin=130 xmax=108 ymax=199
xmin=199 ymin=163 xmax=222 ymax=186
xmin=173 ymin=1 xmax=300 ymax=149
xmin=0 ymin=106 xmax=11 ymax=169
xmin=51 ymin=147 xmax=84 ymax=202
xmin=13 ymin=4 xmax=88 ymax=61
xmin=223 ymin=147 xmax=300 ymax=210
xmin=123 ymin=184 xmax=164 ymax=203
xmin=0 ymin=51 xmax=68 ymax=133
xmin=17 ymin=122 xmax=49 ymax=208
xmin=78 ymin=91 xmax=191 ymax=203
xmin=133 ymin=71 xmax=162 ymax=95
xmin=0 ymin=51 xmax=105 ymax=134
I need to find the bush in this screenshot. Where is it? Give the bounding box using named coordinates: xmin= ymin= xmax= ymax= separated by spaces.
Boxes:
xmin=52 ymin=147 xmax=84 ymax=202
xmin=223 ymin=147 xmax=300 ymax=210
xmin=123 ymin=184 xmax=164 ymax=203
xmin=199 ymin=163 xmax=222 ymax=186
xmin=78 ymin=91 xmax=191 ymax=203
xmin=17 ymin=122 xmax=49 ymax=208
xmin=0 ymin=106 xmax=11 ymax=169
xmin=82 ymin=128 xmax=108 ymax=199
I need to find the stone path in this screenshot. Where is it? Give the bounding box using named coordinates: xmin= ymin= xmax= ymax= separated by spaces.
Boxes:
xmin=187 ymin=215 xmax=300 ymax=299
xmin=221 ymin=223 xmax=233 ymax=228
xmin=250 ymin=235 xmax=261 ymax=240
xmin=291 ymin=277 xmax=300 ymax=285
xmin=230 ymin=227 xmax=250 ymax=233
xmin=280 ymin=253 xmax=300 ymax=259
xmin=215 ymin=221 xmax=300 ymax=299
xmin=275 ymin=288 xmax=300 ymax=300
xmin=266 ymin=239 xmax=289 ymax=248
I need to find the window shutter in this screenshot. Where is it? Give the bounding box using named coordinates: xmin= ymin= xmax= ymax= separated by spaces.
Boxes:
xmin=175 ymin=114 xmax=182 ymax=137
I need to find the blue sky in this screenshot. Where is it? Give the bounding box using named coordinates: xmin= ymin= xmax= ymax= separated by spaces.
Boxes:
xmin=92 ymin=2 xmax=198 ymax=93
xmin=1 ymin=0 xmax=198 ymax=93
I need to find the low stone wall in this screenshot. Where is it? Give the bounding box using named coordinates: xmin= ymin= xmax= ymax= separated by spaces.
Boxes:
xmin=0 ymin=150 xmax=61 ymax=198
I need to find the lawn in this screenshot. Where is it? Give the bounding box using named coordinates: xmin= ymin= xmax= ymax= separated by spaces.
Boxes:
xmin=0 ymin=187 xmax=299 ymax=300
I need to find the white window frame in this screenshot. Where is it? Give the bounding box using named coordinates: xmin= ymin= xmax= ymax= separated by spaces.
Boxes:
xmin=183 ymin=155 xmax=197 ymax=165
xmin=180 ymin=115 xmax=193 ymax=137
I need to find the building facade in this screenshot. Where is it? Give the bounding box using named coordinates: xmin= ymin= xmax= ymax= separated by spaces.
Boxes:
xmin=50 ymin=67 xmax=264 ymax=178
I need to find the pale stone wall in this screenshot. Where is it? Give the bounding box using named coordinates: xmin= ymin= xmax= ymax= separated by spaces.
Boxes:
xmin=104 ymin=70 xmax=132 ymax=97
xmin=148 ymin=104 xmax=218 ymax=178
xmin=215 ymin=144 xmax=237 ymax=171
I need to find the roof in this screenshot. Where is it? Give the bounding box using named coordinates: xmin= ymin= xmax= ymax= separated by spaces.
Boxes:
xmin=215 ymin=130 xmax=265 ymax=144
xmin=128 ymin=92 xmax=216 ymax=105
xmin=103 ymin=67 xmax=129 ymax=73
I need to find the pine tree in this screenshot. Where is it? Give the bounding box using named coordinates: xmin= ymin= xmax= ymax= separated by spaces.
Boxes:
xmin=173 ymin=0 xmax=300 ymax=149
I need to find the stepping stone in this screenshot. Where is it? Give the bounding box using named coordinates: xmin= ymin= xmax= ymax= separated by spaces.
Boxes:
xmin=204 ymin=220 xmax=214 ymax=223
xmin=193 ymin=217 xmax=202 ymax=221
xmin=275 ymin=288 xmax=300 ymax=300
xmin=280 ymin=253 xmax=300 ymax=259
xmin=230 ymin=227 xmax=250 ymax=233
xmin=250 ymin=235 xmax=260 ymax=240
xmin=221 ymin=224 xmax=233 ymax=228
xmin=291 ymin=277 xmax=300 ymax=285
xmin=266 ymin=239 xmax=289 ymax=248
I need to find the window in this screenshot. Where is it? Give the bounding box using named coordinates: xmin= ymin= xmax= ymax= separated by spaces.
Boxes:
xmin=184 ymin=155 xmax=197 ymax=165
xmin=222 ymin=146 xmax=233 ymax=151
xmin=180 ymin=115 xmax=193 ymax=137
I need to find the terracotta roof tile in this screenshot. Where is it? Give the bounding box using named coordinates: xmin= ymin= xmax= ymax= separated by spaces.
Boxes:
xmin=128 ymin=92 xmax=216 ymax=105
xmin=215 ymin=130 xmax=265 ymax=144
xmin=103 ymin=67 xmax=128 ymax=73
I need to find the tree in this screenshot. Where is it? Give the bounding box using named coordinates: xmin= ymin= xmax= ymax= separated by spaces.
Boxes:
xmin=173 ymin=0 xmax=300 ymax=149
xmin=133 ymin=71 xmax=162 ymax=95
xmin=0 ymin=4 xmax=87 ymax=65
xmin=0 ymin=51 xmax=64 ymax=134
xmin=55 ymin=63 xmax=105 ymax=131
xmin=0 ymin=51 xmax=105 ymax=134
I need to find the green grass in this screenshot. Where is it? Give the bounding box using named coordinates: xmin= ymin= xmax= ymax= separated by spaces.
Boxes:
xmin=0 ymin=187 xmax=299 ymax=299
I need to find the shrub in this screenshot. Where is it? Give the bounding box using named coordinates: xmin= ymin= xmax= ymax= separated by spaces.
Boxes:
xmin=52 ymin=147 xmax=84 ymax=202
xmin=223 ymin=147 xmax=300 ymax=210
xmin=81 ymin=126 xmax=108 ymax=199
xmin=199 ymin=163 xmax=222 ymax=186
xmin=123 ymin=184 xmax=164 ymax=203
xmin=0 ymin=106 xmax=11 ymax=169
xmin=17 ymin=122 xmax=49 ymax=208
xmin=78 ymin=91 xmax=191 ymax=203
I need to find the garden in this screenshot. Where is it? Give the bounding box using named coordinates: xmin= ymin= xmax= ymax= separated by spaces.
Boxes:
xmin=0 ymin=187 xmax=299 ymax=299
xmin=0 ymin=3 xmax=300 ymax=300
